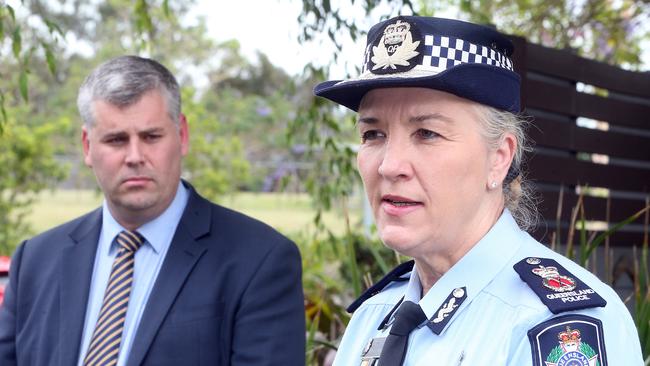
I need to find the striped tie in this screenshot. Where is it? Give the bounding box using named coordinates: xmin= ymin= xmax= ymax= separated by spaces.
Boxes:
xmin=83 ymin=230 xmax=144 ymax=366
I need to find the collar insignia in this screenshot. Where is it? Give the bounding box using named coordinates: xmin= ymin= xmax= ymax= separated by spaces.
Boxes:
xmin=528 ymin=314 xmax=607 ymax=366
xmin=514 ymin=258 xmax=606 ymax=314
xmin=368 ymin=19 xmax=423 ymax=75
xmin=426 ymin=287 xmax=467 ymax=334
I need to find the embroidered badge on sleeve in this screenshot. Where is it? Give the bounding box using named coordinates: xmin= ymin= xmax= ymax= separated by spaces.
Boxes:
xmin=514 ymin=258 xmax=606 ymax=314
xmin=528 ymin=314 xmax=607 ymax=366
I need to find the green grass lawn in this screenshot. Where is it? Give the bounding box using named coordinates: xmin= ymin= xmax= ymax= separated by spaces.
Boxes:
xmin=27 ymin=189 xmax=360 ymax=237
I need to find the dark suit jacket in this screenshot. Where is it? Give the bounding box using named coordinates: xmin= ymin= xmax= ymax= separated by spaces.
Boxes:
xmin=0 ymin=183 xmax=305 ymax=365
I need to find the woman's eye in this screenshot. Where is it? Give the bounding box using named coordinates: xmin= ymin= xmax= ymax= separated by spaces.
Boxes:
xmin=361 ymin=130 xmax=384 ymax=142
xmin=415 ymin=129 xmax=439 ymax=140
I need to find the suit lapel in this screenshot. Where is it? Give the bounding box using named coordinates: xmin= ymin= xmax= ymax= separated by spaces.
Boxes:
xmin=59 ymin=208 xmax=102 ymax=366
xmin=126 ymin=187 xmax=211 ymax=366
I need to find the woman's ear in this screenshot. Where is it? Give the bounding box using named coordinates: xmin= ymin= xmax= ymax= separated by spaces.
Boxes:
xmin=488 ymin=133 xmax=516 ymax=188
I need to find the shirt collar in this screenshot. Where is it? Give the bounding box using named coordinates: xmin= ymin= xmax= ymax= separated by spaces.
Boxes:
xmin=403 ymin=209 xmax=524 ymax=333
xmin=101 ymin=181 xmax=189 ymax=254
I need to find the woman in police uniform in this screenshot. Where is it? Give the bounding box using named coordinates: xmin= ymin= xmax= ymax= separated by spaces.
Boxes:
xmin=314 ymin=16 xmax=643 ymax=366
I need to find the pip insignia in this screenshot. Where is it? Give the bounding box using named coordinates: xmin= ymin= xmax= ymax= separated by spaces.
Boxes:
xmin=527 ymin=257 xmax=541 ymax=265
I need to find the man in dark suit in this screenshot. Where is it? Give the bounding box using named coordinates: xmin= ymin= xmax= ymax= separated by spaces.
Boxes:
xmin=0 ymin=55 xmax=305 ymax=366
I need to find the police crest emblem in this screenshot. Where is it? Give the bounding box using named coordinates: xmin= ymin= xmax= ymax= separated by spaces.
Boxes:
xmin=528 ymin=315 xmax=607 ymax=366
xmin=532 ymin=265 xmax=577 ymax=292
xmin=368 ymin=19 xmax=423 ymax=74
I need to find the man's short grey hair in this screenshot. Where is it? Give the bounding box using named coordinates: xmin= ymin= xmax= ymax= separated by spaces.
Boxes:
xmin=77 ymin=55 xmax=181 ymax=128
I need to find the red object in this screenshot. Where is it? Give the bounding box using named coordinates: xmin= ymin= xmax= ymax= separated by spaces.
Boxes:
xmin=0 ymin=255 xmax=10 ymax=306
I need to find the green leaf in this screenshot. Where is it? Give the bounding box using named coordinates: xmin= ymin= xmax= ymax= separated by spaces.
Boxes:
xmin=7 ymin=5 xmax=15 ymax=22
xmin=19 ymin=70 xmax=28 ymax=102
xmin=12 ymin=26 xmax=21 ymax=58
xmin=0 ymin=92 xmax=5 ymax=134
xmin=43 ymin=18 xmax=65 ymax=37
xmin=366 ymin=241 xmax=389 ymax=274
xmin=134 ymin=0 xmax=153 ymax=34
xmin=162 ymin=0 xmax=171 ymax=18
xmin=44 ymin=44 xmax=56 ymax=75
xmin=585 ymin=205 xmax=650 ymax=260
xmin=345 ymin=235 xmax=362 ymax=297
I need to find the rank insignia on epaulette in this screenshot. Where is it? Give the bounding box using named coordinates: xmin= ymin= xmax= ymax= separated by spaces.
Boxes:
xmin=426 ymin=287 xmax=467 ymax=334
xmin=514 ymin=258 xmax=606 ymax=314
xmin=528 ymin=314 xmax=607 ymax=366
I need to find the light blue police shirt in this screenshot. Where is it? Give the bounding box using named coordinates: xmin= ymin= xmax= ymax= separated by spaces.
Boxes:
xmin=77 ymin=182 xmax=189 ymax=366
xmin=333 ymin=210 xmax=643 ymax=365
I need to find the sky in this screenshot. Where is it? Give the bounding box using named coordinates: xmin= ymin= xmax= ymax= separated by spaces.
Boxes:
xmin=191 ymin=0 xmax=333 ymax=76
xmin=190 ymin=1 xmax=458 ymax=81
xmin=7 ymin=0 xmax=648 ymax=79
xmin=192 ymin=0 xmax=649 ymax=77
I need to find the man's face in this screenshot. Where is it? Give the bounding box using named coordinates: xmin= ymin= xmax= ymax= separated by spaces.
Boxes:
xmin=82 ymin=90 xmax=189 ymax=229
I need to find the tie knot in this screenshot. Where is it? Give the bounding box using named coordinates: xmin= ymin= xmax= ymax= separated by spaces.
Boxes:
xmin=390 ymin=301 xmax=427 ymax=336
xmin=116 ymin=230 xmax=144 ymax=252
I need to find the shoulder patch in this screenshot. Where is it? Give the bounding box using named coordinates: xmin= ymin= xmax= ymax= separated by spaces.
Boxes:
xmin=514 ymin=257 xmax=606 ymax=314
xmin=347 ymin=260 xmax=414 ymax=313
xmin=528 ymin=314 xmax=607 ymax=366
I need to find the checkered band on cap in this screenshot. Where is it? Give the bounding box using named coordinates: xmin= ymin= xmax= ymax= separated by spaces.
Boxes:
xmin=361 ymin=34 xmax=513 ymax=75
xmin=423 ymin=35 xmax=513 ymax=71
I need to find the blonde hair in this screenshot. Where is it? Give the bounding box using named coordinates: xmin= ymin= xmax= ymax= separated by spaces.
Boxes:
xmin=473 ymin=104 xmax=539 ymax=231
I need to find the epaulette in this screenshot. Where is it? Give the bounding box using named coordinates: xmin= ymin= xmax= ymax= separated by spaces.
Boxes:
xmin=347 ymin=260 xmax=414 ymax=313
xmin=514 ymin=257 xmax=606 ymax=314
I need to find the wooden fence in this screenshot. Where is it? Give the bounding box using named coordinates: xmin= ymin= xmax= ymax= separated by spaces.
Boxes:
xmin=509 ymin=37 xmax=650 ymax=256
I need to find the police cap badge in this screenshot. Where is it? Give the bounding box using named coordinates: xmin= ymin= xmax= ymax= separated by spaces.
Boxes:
xmin=314 ymin=16 xmax=520 ymax=113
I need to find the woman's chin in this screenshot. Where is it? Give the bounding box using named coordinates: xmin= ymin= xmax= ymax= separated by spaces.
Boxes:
xmin=380 ymin=228 xmax=419 ymax=255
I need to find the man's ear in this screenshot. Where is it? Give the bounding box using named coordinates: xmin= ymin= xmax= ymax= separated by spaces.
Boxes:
xmin=82 ymin=125 xmax=92 ymax=167
xmin=179 ymin=113 xmax=189 ymax=156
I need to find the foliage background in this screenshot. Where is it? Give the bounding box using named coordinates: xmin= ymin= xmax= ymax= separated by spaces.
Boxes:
xmin=1 ymin=0 xmax=649 ymax=364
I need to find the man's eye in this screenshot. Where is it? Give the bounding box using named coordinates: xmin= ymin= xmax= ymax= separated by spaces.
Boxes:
xmin=415 ymin=129 xmax=439 ymax=140
xmin=361 ymin=130 xmax=384 ymax=142
xmin=105 ymin=136 xmax=127 ymax=144
xmin=144 ymin=134 xmax=162 ymax=141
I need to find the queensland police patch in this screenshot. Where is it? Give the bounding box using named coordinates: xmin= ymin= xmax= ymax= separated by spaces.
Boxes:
xmin=529 ymin=314 xmax=607 ymax=366
xmin=514 ymin=258 xmax=606 ymax=314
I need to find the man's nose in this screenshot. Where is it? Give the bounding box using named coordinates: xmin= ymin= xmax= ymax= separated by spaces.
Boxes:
xmin=125 ymin=140 xmax=145 ymax=165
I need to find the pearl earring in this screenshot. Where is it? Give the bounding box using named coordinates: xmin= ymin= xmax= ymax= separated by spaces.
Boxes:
xmin=490 ymin=181 xmax=498 ymax=189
